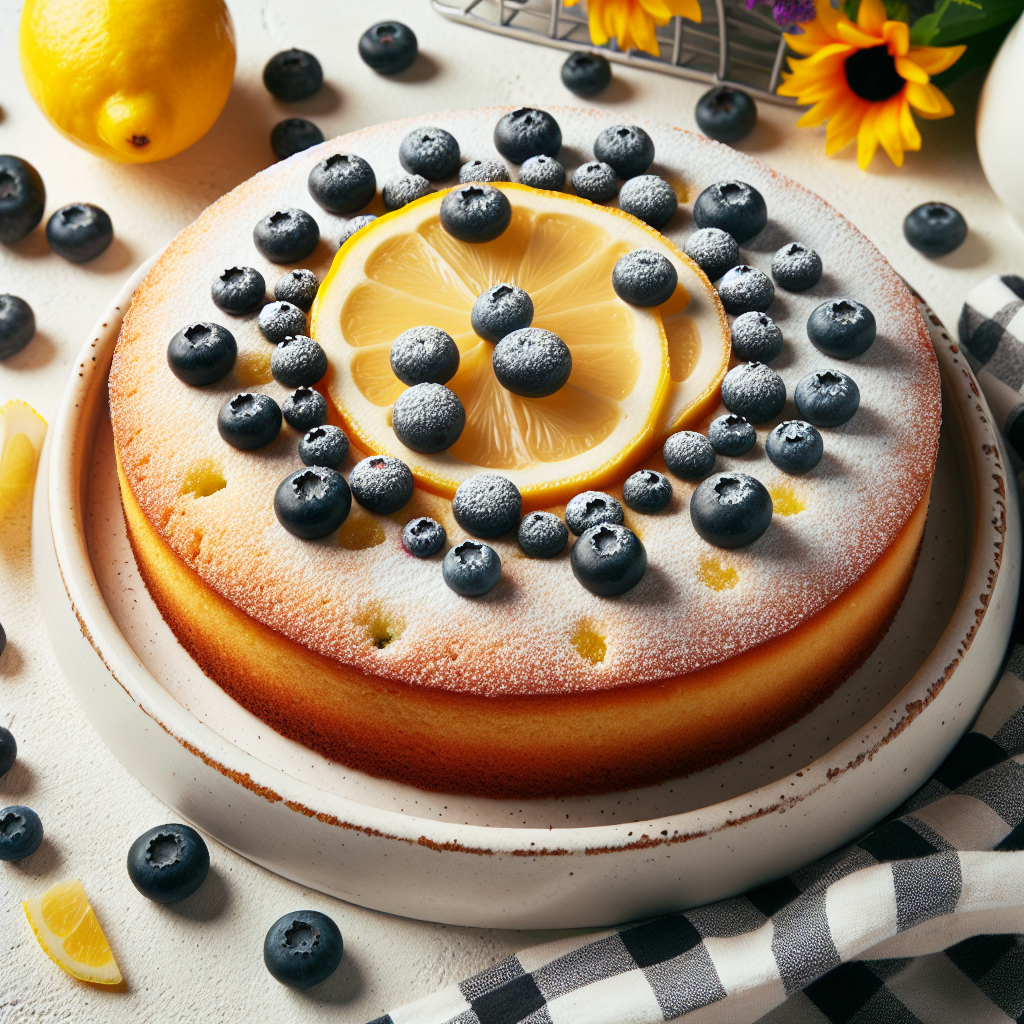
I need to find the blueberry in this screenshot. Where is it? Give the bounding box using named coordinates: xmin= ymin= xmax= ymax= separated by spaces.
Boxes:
xmin=0 ymin=805 xmax=42 ymax=862
xmin=492 ymin=327 xmax=571 ymax=398
xmin=731 ymin=311 xmax=783 ymax=363
xmin=126 ymin=823 xmax=210 ymax=903
xmin=443 ymin=540 xmax=501 ymax=596
xmin=259 ymin=300 xmax=307 ymax=344
xmin=392 ymin=382 xmax=466 ymax=453
xmin=593 ymin=125 xmax=654 ymax=179
xmin=471 ymin=284 xmax=534 ymax=342
xmin=663 ymin=430 xmax=716 ymax=479
xmin=382 ymin=174 xmax=432 ymax=211
xmin=612 ymin=250 xmax=677 ymax=307
xmin=771 ymin=242 xmax=822 ymax=292
xmin=453 ymin=474 xmax=521 ymax=538
xmin=807 ymin=299 xmax=876 ymax=359
xmin=571 ymin=161 xmax=617 ymax=202
xmin=283 ymin=387 xmax=328 ymax=432
xmin=517 ymin=511 xmax=568 ymax=558
xmin=0 ymin=620 xmax=4 ymax=657
xmin=708 ymin=413 xmax=756 ymax=456
xmin=690 ymin=472 xmax=772 ymax=548
xmin=403 ymin=517 xmax=446 ymax=558
xmin=359 ymin=21 xmax=418 ymax=74
xmin=274 ymin=467 xmax=351 ymax=538
xmin=264 ymin=910 xmax=343 ymax=990
xmin=459 ymin=159 xmax=510 ymax=184
xmin=400 ymin=128 xmax=461 ymax=181
xmin=212 ymin=267 xmax=265 ymax=316
xmin=518 ymin=155 xmax=565 ymax=191
xmin=684 ymin=228 xmax=740 ymax=282
xmin=0 ymin=726 xmax=16 ymax=778
xmin=619 ymin=175 xmax=677 ymax=229
xmin=349 ymin=455 xmax=414 ymax=514
xmin=0 ymin=295 xmax=35 ymax=360
xmin=904 ymin=202 xmax=967 ymax=256
xmin=167 ymin=322 xmax=237 ymax=386
xmin=692 ymin=181 xmax=767 ymax=243
xmin=622 ymin=470 xmax=673 ymax=513
xmin=718 ymin=265 xmax=774 ymax=315
xmin=561 ymin=51 xmax=611 ymax=97
xmin=271 ymin=335 xmax=327 ymax=388
xmin=695 ymin=86 xmax=757 ymax=144
xmin=263 ymin=49 xmax=323 ymax=101
xmin=218 ymin=392 xmax=282 ymax=449
xmin=254 ymin=208 xmax=320 ymax=263
xmin=794 ymin=369 xmax=860 ymax=427
xmin=493 ymin=108 xmax=562 ymax=164
xmin=339 ymin=214 xmax=377 ymax=246
xmin=766 ymin=420 xmax=823 ymax=474
xmin=271 ymin=118 xmax=324 ymax=160
xmin=440 ymin=185 xmax=511 ymax=243
xmin=46 ymin=203 xmax=113 ymax=263
xmin=390 ymin=326 xmax=460 ymax=385
xmin=0 ymin=155 xmax=45 ymax=243
xmin=565 ymin=491 xmax=625 ymax=535
xmin=299 ymin=425 xmax=349 ymax=469
xmin=570 ymin=523 xmax=647 ymax=596
xmin=308 ymin=154 xmax=376 ymax=215
xmin=274 ymin=268 xmax=319 ymax=312
xmin=720 ymin=362 xmax=786 ymax=423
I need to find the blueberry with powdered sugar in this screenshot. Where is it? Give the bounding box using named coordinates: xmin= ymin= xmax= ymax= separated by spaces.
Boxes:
xmin=349 ymin=455 xmax=414 ymax=514
xmin=440 ymin=185 xmax=511 ymax=243
xmin=471 ymin=284 xmax=534 ymax=343
xmin=443 ymin=540 xmax=501 ymax=596
xmin=282 ymin=387 xmax=328 ymax=432
xmin=274 ymin=268 xmax=319 ymax=312
xmin=253 ymin=208 xmax=320 ymax=263
xmin=299 ymin=424 xmax=349 ymax=469
xmin=684 ymin=228 xmax=739 ymax=282
xmin=308 ymin=154 xmax=376 ymax=215
xmin=622 ymin=470 xmax=673 ymax=513
xmin=692 ymin=181 xmax=767 ymax=243
xmin=274 ymin=466 xmax=351 ymax=539
xmin=565 ymin=491 xmax=624 ymax=536
xmin=717 ymin=265 xmax=774 ymax=315
xmin=382 ymin=174 xmax=432 ymax=211
xmin=619 ymin=174 xmax=677 ymax=229
xmin=731 ymin=312 xmax=783 ymax=363
xmin=390 ymin=326 xmax=460 ymax=386
xmin=218 ymin=392 xmax=281 ymax=450
xmin=403 ymin=517 xmax=446 ymax=558
xmin=518 ymin=155 xmax=565 ymax=191
xmin=572 ymin=161 xmax=618 ymax=202
xmin=766 ymin=420 xmax=823 ymax=474
xmin=794 ymin=369 xmax=860 ymax=427
xmin=338 ymin=214 xmax=376 ymax=246
xmin=271 ymin=335 xmax=328 ymax=388
xmin=212 ymin=267 xmax=265 ymax=315
xmin=709 ymin=413 xmax=756 ymax=456
xmin=663 ymin=430 xmax=716 ymax=480
xmin=517 ymin=511 xmax=568 ymax=558
xmin=771 ymin=242 xmax=822 ymax=292
xmin=399 ymin=127 xmax=461 ymax=181
xmin=391 ymin=382 xmax=466 ymax=453
xmin=690 ymin=472 xmax=772 ymax=548
xmin=492 ymin=327 xmax=571 ymax=398
xmin=593 ymin=125 xmax=654 ymax=179
xmin=720 ymin=362 xmax=786 ymax=423
xmin=493 ymin=108 xmax=562 ymax=164
xmin=453 ymin=474 xmax=522 ymax=538
xmin=612 ymin=250 xmax=677 ymax=307
xmin=258 ymin=300 xmax=306 ymax=344
xmin=570 ymin=523 xmax=647 ymax=596
xmin=459 ymin=159 xmax=510 ymax=184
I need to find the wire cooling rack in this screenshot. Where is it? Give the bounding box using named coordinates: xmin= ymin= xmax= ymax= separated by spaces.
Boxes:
xmin=432 ymin=0 xmax=795 ymax=103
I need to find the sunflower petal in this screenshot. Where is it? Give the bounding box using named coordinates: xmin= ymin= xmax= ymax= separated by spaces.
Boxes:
xmin=910 ymin=44 xmax=966 ymax=75
xmin=907 ymin=80 xmax=955 ymax=118
xmin=640 ymin=0 xmax=675 ymax=19
xmin=895 ymin=55 xmax=929 ymax=83
xmin=898 ymin=96 xmax=922 ymax=151
xmin=883 ymin=20 xmax=910 ymax=56
xmin=836 ymin=21 xmax=884 ymax=47
xmin=814 ymin=0 xmax=844 ymax=38
xmin=825 ymin=98 xmax=868 ymax=154
xmin=785 ymin=31 xmax=829 ymax=54
xmin=857 ymin=0 xmax=887 ymax=34
xmin=629 ymin=2 xmax=661 ymax=53
xmin=857 ymin=105 xmax=881 ymax=169
xmin=587 ymin=2 xmax=610 ymax=44
xmin=874 ymin=96 xmax=906 ymax=166
xmin=803 ymin=41 xmax=858 ymax=64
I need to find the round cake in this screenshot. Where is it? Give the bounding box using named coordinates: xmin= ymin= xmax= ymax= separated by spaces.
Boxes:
xmin=108 ymin=107 xmax=941 ymax=799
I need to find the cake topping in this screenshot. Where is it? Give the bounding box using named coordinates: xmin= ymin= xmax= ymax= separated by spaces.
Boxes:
xmin=439 ymin=184 xmax=512 ymax=242
xmin=402 ymin=516 xmax=447 ymax=558
xmin=794 ymin=369 xmax=861 ymax=427
xmin=663 ymin=430 xmax=716 ymax=480
xmin=571 ymin=161 xmax=618 ymax=203
xmin=471 ymin=284 xmax=534 ymax=343
xmin=709 ymin=413 xmax=756 ymax=456
xmin=218 ymin=392 xmax=282 ymax=449
xmin=299 ymin=424 xmax=349 ymax=469
xmin=258 ymin=299 xmax=307 ymax=344
xmin=390 ymin=326 xmax=460 ymax=385
xmin=253 ymin=207 xmax=320 ymax=264
xmin=349 ymin=455 xmax=414 ymax=514
xmin=453 ymin=473 xmax=522 ymax=538
xmin=622 ymin=469 xmax=673 ymax=513
xmin=274 ymin=268 xmax=319 ymax=312
xmin=561 ymin=51 xmax=612 ymax=98
xmin=766 ymin=420 xmax=824 ymax=474
xmin=618 ymin=174 xmax=677 ymax=229
xmin=689 ymin=471 xmax=773 ymax=548
xmin=382 ymin=174 xmax=432 ymax=211
xmin=493 ymin=107 xmax=562 ymax=164
xmin=517 ymin=511 xmax=569 ymax=558
xmin=720 ymin=362 xmax=786 ymax=423
xmin=730 ymin=311 xmax=783 ymax=363
xmin=307 ymin=154 xmax=376 ymax=215
xmin=443 ymin=540 xmax=502 ymax=596
xmin=684 ymin=227 xmax=739 ymax=282
xmin=771 ymin=242 xmax=823 ymax=292
xmin=518 ymin=154 xmax=565 ymax=191
xmin=211 ymin=266 xmax=265 ymax=316
xmin=612 ymin=249 xmax=678 ymax=307
xmin=459 ymin=159 xmax=510 ymax=184
xmin=717 ymin=264 xmax=775 ymax=315
xmin=167 ymin=322 xmax=237 ymax=386
xmin=399 ymin=127 xmax=461 ymax=181
xmin=270 ymin=335 xmax=328 ymax=388
xmin=274 ymin=466 xmax=351 ymax=538
xmin=282 ymin=387 xmax=327 ymax=432
xmin=262 ymin=48 xmax=322 ymax=102
xmin=338 ymin=214 xmax=376 ymax=246
xmin=808 ymin=298 xmax=877 ymax=359
xmin=391 ymin=382 xmax=466 ymax=453
xmin=492 ymin=327 xmax=572 ymax=398
xmin=692 ymin=180 xmax=767 ymax=243
xmin=593 ymin=124 xmax=655 ymax=178
xmin=565 ymin=491 xmax=625 ymax=535
xmin=570 ymin=522 xmax=647 ymax=596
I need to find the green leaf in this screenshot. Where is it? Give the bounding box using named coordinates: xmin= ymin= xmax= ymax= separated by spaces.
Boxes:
xmin=932 ymin=0 xmax=1024 ymax=43
xmin=932 ymin=19 xmax=1018 ymax=83
xmin=910 ymin=9 xmax=943 ymax=42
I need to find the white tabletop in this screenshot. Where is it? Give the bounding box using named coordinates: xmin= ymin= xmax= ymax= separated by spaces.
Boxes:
xmin=2 ymin=1 xmax=1023 ymax=1020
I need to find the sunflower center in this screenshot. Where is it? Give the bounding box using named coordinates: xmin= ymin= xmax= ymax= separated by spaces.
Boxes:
xmin=844 ymin=45 xmax=905 ymax=103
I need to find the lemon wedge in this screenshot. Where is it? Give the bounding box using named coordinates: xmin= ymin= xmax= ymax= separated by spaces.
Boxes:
xmin=23 ymin=879 xmax=123 ymax=985
xmin=0 ymin=400 xmax=47 ymax=520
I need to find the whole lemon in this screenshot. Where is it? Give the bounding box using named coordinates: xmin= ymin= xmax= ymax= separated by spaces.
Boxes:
xmin=20 ymin=0 xmax=236 ymax=163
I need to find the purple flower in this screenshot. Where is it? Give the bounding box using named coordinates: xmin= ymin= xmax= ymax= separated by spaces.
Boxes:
xmin=772 ymin=0 xmax=816 ymax=24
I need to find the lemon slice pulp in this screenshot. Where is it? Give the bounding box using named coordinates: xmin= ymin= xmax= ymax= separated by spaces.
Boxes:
xmin=0 ymin=399 xmax=47 ymax=520
xmin=23 ymin=879 xmax=123 ymax=985
xmin=312 ymin=183 xmax=729 ymax=509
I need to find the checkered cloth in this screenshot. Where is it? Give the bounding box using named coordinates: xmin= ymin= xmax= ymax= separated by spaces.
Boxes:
xmin=365 ymin=285 xmax=1024 ymax=1024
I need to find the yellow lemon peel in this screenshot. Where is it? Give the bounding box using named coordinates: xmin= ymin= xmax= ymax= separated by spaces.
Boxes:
xmin=0 ymin=400 xmax=47 ymax=520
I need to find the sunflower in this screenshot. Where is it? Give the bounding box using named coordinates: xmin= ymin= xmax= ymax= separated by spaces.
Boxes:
xmin=777 ymin=0 xmax=965 ymax=169
xmin=564 ymin=0 xmax=702 ymax=56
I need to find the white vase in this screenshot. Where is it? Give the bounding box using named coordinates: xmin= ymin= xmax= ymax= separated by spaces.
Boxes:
xmin=977 ymin=14 xmax=1024 ymax=232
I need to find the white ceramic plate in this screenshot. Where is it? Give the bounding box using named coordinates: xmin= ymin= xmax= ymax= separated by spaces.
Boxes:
xmin=34 ymin=110 xmax=1021 ymax=928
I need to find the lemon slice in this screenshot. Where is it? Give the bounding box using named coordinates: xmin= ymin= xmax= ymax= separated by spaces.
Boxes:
xmin=0 ymin=400 xmax=47 ymax=520
xmin=23 ymin=879 xmax=123 ymax=985
xmin=312 ymin=183 xmax=729 ymax=508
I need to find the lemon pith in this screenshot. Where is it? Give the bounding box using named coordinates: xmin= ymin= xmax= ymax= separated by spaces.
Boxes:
xmin=312 ymin=183 xmax=729 ymax=509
